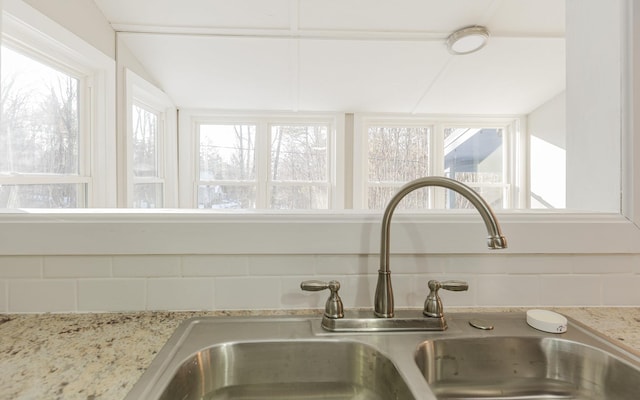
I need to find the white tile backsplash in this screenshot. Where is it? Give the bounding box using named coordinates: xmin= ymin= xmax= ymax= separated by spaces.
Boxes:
xmin=341 ymin=274 xmax=377 ymax=308
xmin=182 ymin=255 xmax=249 ymax=277
xmin=78 ymin=279 xmax=146 ymax=311
xmin=634 ymin=256 xmax=640 ymax=273
xmin=442 ymin=254 xmax=511 ymax=274
xmin=538 ymin=275 xmax=602 ymax=306
xmin=570 ymin=255 xmax=636 ymax=274
xmin=316 ymin=255 xmax=372 ymax=275
xmin=475 ymin=275 xmax=541 ymax=306
xmin=248 ymin=255 xmax=315 ymax=276
xmin=0 ymin=253 xmax=638 ymax=312
xmin=0 ymin=257 xmax=43 ymax=278
xmin=147 ymin=278 xmax=215 ymax=311
xmin=113 ymin=255 xmax=181 ymax=277
xmin=214 ymin=277 xmax=281 ymax=310
xmin=386 ymin=273 xmax=420 ymax=308
xmin=390 ymin=254 xmax=445 ymax=274
xmin=9 ymin=279 xmax=76 ymax=312
xmin=44 ymin=256 xmax=111 ymax=278
xmin=0 ymin=281 xmax=7 ymax=312
xmin=602 ymin=275 xmax=640 ymax=305
xmin=501 ymin=254 xmax=573 ymax=274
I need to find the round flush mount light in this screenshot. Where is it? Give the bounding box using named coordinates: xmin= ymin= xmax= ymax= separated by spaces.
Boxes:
xmin=446 ymin=26 xmax=490 ymax=55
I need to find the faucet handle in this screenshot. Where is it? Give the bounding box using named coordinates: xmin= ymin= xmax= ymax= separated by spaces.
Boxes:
xmin=301 ymin=280 xmax=344 ymax=319
xmin=423 ymin=279 xmax=469 ymax=318
xmin=438 ymin=280 xmax=469 ymax=292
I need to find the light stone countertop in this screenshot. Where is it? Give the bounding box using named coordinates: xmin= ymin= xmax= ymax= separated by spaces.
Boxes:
xmin=0 ymin=307 xmax=639 ymax=400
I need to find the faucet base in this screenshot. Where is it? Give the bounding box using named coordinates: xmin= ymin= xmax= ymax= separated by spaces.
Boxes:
xmin=319 ymin=310 xmax=447 ymax=332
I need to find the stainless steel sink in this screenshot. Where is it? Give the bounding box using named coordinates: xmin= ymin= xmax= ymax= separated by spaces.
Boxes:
xmin=159 ymin=340 xmax=414 ymax=400
xmin=125 ymin=312 xmax=640 ymax=400
xmin=415 ymin=336 xmax=640 ymax=399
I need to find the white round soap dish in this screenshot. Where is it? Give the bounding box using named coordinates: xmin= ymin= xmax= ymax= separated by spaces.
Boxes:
xmin=526 ymin=309 xmax=567 ymax=333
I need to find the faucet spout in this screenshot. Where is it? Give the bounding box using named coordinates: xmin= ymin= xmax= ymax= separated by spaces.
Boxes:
xmin=374 ymin=176 xmax=507 ymax=318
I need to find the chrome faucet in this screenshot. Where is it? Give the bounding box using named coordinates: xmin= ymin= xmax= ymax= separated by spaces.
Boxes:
xmin=302 ymin=176 xmax=507 ymax=332
xmin=374 ymin=176 xmax=507 ymax=318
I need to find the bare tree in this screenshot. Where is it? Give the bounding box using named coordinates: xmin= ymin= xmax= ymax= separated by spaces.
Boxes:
xmin=1 ymin=65 xmax=80 ymax=207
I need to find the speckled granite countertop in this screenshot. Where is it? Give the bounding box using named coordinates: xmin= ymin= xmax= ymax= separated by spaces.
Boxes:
xmin=0 ymin=307 xmax=639 ymax=400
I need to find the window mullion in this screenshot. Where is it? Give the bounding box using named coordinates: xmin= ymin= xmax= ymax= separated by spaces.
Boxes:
xmin=82 ymin=77 xmax=92 ymax=205
xmin=256 ymin=120 xmax=269 ymax=209
xmin=432 ymin=123 xmax=445 ymax=209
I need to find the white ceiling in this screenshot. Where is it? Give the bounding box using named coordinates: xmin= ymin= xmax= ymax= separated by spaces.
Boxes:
xmin=94 ymin=0 xmax=565 ymax=114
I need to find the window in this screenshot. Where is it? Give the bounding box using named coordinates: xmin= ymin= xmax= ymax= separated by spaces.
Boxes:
xmin=197 ymin=123 xmax=257 ymax=209
xmin=131 ymin=104 xmax=162 ymax=207
xmin=1 ymin=1 xmax=116 ymax=208
xmin=182 ymin=112 xmax=341 ymax=210
xmin=366 ymin=125 xmax=431 ymax=210
xmin=269 ymin=124 xmax=330 ymax=209
xmin=0 ymin=44 xmax=88 ymax=208
xmin=124 ymin=69 xmax=177 ymax=208
xmin=356 ymin=116 xmax=520 ymax=210
xmin=443 ymin=126 xmax=510 ymax=210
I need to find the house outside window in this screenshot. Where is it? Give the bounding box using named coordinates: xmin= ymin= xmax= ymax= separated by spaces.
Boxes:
xmin=355 ymin=116 xmax=520 ymax=210
xmin=443 ymin=126 xmax=510 ymax=210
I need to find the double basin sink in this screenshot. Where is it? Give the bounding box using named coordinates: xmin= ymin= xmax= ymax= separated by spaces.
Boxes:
xmin=125 ymin=311 xmax=640 ymax=399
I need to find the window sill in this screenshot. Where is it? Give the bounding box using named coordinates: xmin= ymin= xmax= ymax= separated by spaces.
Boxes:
xmin=0 ymin=210 xmax=638 ymax=255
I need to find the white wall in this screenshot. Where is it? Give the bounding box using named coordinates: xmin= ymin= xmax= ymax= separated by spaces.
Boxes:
xmin=565 ymin=0 xmax=621 ymax=212
xmin=22 ymin=0 xmax=114 ymax=58
xmin=116 ymin=38 xmax=162 ymax=88
xmin=528 ymin=92 xmax=566 ymax=150
xmin=528 ymin=92 xmax=566 ymax=208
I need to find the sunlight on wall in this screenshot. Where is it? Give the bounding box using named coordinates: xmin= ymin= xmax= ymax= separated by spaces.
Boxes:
xmin=530 ymin=136 xmax=566 ymax=208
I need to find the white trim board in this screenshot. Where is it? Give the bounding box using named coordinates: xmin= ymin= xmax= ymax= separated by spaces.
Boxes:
xmin=0 ymin=212 xmax=638 ymax=255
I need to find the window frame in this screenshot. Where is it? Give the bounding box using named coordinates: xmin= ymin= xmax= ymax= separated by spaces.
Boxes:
xmin=1 ymin=0 xmax=116 ymax=207
xmin=196 ymin=120 xmax=260 ymax=209
xmin=179 ymin=110 xmax=344 ymax=210
xmin=123 ymin=69 xmax=177 ymax=208
xmin=353 ymin=114 xmax=525 ymax=210
xmin=1 ymin=32 xmax=92 ymax=207
xmin=267 ymin=121 xmax=334 ymax=210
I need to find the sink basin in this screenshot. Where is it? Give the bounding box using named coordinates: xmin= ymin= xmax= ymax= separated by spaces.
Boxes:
xmin=415 ymin=335 xmax=640 ymax=399
xmin=125 ymin=312 xmax=640 ymax=400
xmin=159 ymin=340 xmax=414 ymax=400
xmin=125 ymin=318 xmax=419 ymax=400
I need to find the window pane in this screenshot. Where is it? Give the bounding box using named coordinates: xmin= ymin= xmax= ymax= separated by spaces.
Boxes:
xmin=444 ymin=127 xmax=506 ymax=209
xmin=368 ymin=186 xmax=430 ymax=210
xmin=445 ymin=186 xmax=505 ymax=210
xmin=0 ymin=184 xmax=85 ymax=208
xmin=270 ymin=125 xmax=328 ymax=182
xmin=132 ymin=105 xmax=158 ymax=177
xmin=368 ymin=126 xmax=430 ymax=182
xmin=197 ymin=184 xmax=255 ymax=209
xmin=270 ymin=185 xmax=328 ymax=210
xmin=0 ymin=46 xmax=80 ymax=175
xmin=199 ymin=124 xmax=255 ymax=181
xmin=133 ymin=183 xmax=163 ymax=208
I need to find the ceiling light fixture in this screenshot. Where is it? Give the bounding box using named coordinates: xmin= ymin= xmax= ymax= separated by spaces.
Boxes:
xmin=446 ymin=26 xmax=490 ymax=55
